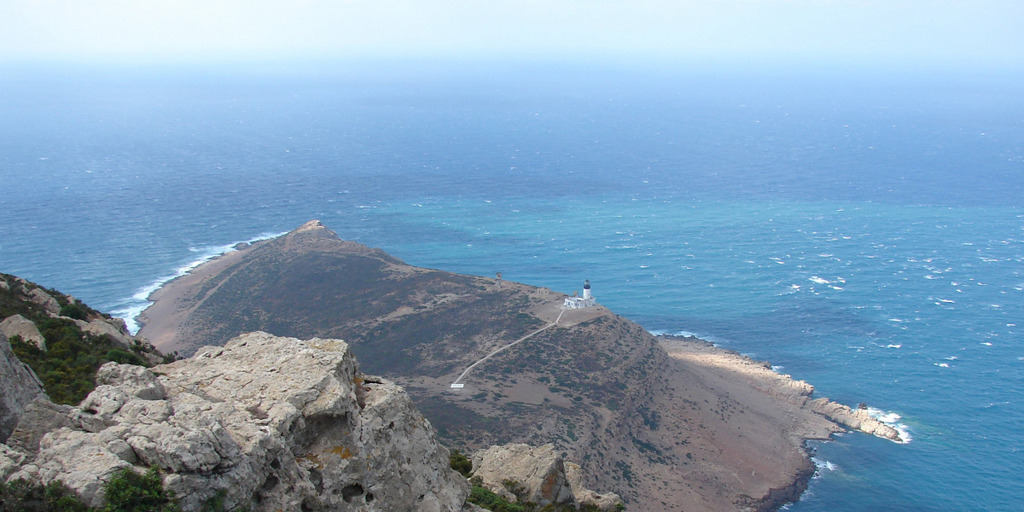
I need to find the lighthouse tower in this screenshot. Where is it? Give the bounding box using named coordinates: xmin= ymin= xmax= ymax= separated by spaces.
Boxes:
xmin=564 ymin=279 xmax=597 ymax=309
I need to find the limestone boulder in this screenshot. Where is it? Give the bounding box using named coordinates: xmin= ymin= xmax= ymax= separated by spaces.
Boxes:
xmin=5 ymin=399 xmax=72 ymax=456
xmin=0 ymin=444 xmax=25 ymax=482
xmin=72 ymin=317 xmax=137 ymax=349
xmin=565 ymin=461 xmax=624 ymax=512
xmin=0 ymin=314 xmax=46 ymax=350
xmin=9 ymin=428 xmax=134 ymax=506
xmin=27 ymin=287 xmax=61 ymax=316
xmin=471 ymin=443 xmax=576 ymax=507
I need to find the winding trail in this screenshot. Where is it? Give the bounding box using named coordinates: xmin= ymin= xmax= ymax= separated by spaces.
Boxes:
xmin=451 ymin=309 xmax=565 ymax=388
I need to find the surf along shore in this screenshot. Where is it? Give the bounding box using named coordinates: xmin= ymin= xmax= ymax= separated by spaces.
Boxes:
xmin=136 ymin=224 xmax=901 ymax=511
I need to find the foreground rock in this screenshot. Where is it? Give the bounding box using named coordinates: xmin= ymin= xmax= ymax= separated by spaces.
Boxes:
xmin=3 ymin=332 xmax=469 ymax=511
xmin=471 ymin=443 xmax=623 ymax=511
xmin=0 ymin=334 xmax=47 ymax=442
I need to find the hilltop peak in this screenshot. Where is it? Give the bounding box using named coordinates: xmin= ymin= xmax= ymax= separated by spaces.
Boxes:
xmin=288 ymin=219 xmax=339 ymax=240
xmin=294 ymin=219 xmax=327 ymax=233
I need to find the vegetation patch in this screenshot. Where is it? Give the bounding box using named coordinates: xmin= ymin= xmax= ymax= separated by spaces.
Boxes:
xmin=0 ymin=466 xmax=237 ymax=512
xmin=2 ymin=274 xmax=169 ymax=405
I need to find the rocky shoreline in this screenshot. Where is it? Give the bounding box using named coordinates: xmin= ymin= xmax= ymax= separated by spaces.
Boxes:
xmin=656 ymin=334 xmax=902 ymax=511
xmin=658 ymin=334 xmax=902 ymax=444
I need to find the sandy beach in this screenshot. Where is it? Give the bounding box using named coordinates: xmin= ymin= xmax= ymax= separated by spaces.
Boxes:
xmin=138 ymin=243 xmax=255 ymax=355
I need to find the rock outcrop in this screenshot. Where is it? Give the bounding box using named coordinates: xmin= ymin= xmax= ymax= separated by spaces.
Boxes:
xmin=26 ymin=286 xmax=61 ymax=316
xmin=71 ymin=317 xmax=138 ymax=350
xmin=565 ymin=461 xmax=625 ymax=512
xmin=809 ymin=398 xmax=902 ymax=442
xmin=0 ymin=314 xmax=46 ymax=350
xmin=471 ymin=443 xmax=623 ymax=511
xmin=2 ymin=332 xmax=469 ymax=511
xmin=0 ymin=334 xmax=47 ymax=443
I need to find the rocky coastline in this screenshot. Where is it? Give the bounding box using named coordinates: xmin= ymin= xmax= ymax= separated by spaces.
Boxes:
xmin=656 ymin=334 xmax=902 ymax=511
xmin=657 ymin=334 xmax=902 ymax=444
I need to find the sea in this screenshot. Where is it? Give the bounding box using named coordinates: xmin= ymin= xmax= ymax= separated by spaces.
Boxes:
xmin=1 ymin=59 xmax=1022 ymax=511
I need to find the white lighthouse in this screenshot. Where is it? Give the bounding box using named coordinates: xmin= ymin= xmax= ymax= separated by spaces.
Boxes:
xmin=564 ymin=279 xmax=597 ymax=309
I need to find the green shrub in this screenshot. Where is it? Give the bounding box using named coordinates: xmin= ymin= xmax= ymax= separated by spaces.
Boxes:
xmin=0 ymin=479 xmax=90 ymax=512
xmin=448 ymin=449 xmax=473 ymax=477
xmin=467 ymin=484 xmax=528 ymax=512
xmin=102 ymin=467 xmax=179 ymax=512
xmin=2 ymin=274 xmax=168 ymax=405
xmin=10 ymin=327 xmax=153 ymax=405
xmin=59 ymin=303 xmax=88 ymax=321
xmin=103 ymin=349 xmax=146 ymax=366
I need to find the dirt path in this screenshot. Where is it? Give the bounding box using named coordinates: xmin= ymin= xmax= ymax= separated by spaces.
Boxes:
xmin=451 ymin=309 xmax=565 ymax=387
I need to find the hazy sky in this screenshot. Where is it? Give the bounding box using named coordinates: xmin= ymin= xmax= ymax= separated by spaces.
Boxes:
xmin=1 ymin=0 xmax=1022 ymax=68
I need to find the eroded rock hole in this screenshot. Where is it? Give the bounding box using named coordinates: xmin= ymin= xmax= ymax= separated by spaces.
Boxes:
xmin=262 ymin=474 xmax=279 ymax=492
xmin=309 ymin=468 xmax=324 ymax=494
xmin=341 ymin=483 xmax=365 ymax=503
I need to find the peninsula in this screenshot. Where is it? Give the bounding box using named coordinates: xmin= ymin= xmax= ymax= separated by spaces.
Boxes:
xmin=139 ymin=220 xmax=900 ymax=511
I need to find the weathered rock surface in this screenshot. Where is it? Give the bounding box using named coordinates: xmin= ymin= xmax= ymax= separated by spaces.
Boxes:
xmin=27 ymin=287 xmax=61 ymax=315
xmin=2 ymin=332 xmax=469 ymax=511
xmin=4 ymin=399 xmax=72 ymax=456
xmin=0 ymin=314 xmax=46 ymax=350
xmin=72 ymin=317 xmax=138 ymax=350
xmin=471 ymin=443 xmax=622 ymax=510
xmin=0 ymin=333 xmax=47 ymax=443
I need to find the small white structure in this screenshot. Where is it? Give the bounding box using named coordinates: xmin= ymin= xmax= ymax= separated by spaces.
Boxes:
xmin=450 ymin=383 xmax=465 ymax=389
xmin=563 ymin=279 xmax=597 ymax=309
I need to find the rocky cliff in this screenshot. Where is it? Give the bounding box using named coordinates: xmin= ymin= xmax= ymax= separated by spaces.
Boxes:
xmin=2 ymin=332 xmax=469 ymax=511
xmin=0 ymin=333 xmax=47 ymax=442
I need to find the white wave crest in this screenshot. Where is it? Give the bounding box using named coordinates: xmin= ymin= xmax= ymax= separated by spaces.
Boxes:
xmin=115 ymin=231 xmax=286 ymax=334
xmin=811 ymin=457 xmax=839 ymax=479
xmin=865 ymin=407 xmax=913 ymax=444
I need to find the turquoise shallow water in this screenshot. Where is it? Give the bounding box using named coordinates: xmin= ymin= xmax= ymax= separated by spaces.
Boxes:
xmin=1 ymin=61 xmax=1022 ymax=510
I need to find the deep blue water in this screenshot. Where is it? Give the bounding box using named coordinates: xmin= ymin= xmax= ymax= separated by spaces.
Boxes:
xmin=1 ymin=60 xmax=1022 ymax=511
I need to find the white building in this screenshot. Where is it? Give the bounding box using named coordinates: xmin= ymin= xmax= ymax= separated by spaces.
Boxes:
xmin=563 ymin=279 xmax=597 ymax=309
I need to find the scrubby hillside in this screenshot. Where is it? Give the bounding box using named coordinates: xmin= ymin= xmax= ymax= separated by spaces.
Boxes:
xmin=0 ymin=273 xmax=168 ymax=406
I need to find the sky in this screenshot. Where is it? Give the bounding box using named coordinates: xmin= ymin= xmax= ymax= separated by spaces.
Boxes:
xmin=1 ymin=0 xmax=1022 ymax=68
